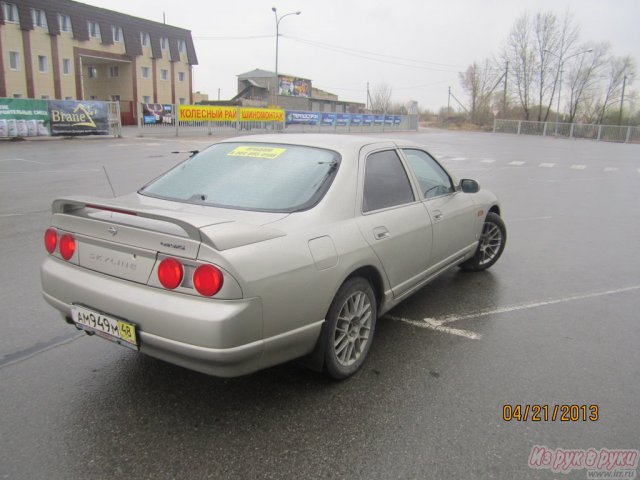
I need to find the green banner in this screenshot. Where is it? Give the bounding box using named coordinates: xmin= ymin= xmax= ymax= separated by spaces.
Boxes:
xmin=0 ymin=98 xmax=50 ymax=137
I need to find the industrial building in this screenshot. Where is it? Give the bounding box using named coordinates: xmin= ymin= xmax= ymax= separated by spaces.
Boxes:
xmin=234 ymin=68 xmax=364 ymax=113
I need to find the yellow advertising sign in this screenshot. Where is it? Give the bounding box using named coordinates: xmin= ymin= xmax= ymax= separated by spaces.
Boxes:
xmin=227 ymin=146 xmax=286 ymax=159
xmin=178 ymin=105 xmax=237 ymax=122
xmin=239 ymin=108 xmax=285 ymax=122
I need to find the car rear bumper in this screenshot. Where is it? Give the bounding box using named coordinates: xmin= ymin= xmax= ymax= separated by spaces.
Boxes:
xmin=41 ymin=256 xmax=265 ymax=377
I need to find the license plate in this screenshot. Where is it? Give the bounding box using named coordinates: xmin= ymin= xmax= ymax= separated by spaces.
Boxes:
xmin=71 ymin=305 xmax=138 ymax=349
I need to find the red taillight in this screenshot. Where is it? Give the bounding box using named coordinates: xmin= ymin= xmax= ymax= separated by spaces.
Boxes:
xmin=193 ymin=264 xmax=224 ymax=297
xmin=44 ymin=228 xmax=58 ymax=254
xmin=59 ymin=234 xmax=76 ymax=260
xmin=158 ymin=258 xmax=183 ymax=289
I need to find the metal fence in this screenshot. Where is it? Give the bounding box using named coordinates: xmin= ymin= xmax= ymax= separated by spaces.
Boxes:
xmin=493 ymin=119 xmax=640 ymax=143
xmin=106 ymin=101 xmax=122 ymax=137
xmin=136 ymin=103 xmax=417 ymax=137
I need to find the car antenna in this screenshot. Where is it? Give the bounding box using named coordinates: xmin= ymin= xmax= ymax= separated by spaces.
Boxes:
xmin=102 ymin=165 xmax=116 ymax=198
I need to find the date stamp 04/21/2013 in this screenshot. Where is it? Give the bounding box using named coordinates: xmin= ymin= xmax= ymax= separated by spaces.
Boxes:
xmin=503 ymin=404 xmax=599 ymax=422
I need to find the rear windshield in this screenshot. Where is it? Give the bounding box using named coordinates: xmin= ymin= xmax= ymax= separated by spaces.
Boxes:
xmin=139 ymin=142 xmax=341 ymax=212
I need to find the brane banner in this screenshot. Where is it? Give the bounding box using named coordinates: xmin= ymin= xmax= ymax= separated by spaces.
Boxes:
xmin=48 ymin=100 xmax=109 ymax=136
xmin=0 ymin=98 xmax=50 ymax=137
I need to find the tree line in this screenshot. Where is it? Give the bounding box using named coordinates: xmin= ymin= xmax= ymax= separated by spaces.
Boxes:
xmin=458 ymin=11 xmax=637 ymax=126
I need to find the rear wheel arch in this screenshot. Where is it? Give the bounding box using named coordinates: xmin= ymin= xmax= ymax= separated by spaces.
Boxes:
xmin=343 ymin=265 xmax=384 ymax=313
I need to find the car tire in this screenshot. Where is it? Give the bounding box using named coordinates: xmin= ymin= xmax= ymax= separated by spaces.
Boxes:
xmin=459 ymin=212 xmax=507 ymax=271
xmin=322 ymin=277 xmax=377 ymax=380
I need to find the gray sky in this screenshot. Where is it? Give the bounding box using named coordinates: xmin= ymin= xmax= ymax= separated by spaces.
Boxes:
xmin=82 ymin=0 xmax=640 ymax=111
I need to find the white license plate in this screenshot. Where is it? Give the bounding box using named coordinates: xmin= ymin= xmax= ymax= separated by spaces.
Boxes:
xmin=71 ymin=305 xmax=138 ymax=349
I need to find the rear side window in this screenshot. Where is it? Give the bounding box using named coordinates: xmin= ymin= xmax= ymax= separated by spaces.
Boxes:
xmin=363 ymin=150 xmax=415 ymax=212
xmin=140 ymin=143 xmax=340 ymax=212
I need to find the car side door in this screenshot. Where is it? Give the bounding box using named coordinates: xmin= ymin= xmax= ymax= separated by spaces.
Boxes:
xmin=401 ymin=149 xmax=479 ymax=267
xmin=356 ymin=147 xmax=433 ymax=298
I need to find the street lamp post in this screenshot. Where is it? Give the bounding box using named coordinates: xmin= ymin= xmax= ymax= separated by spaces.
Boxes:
xmin=545 ymin=48 xmax=593 ymax=135
xmin=272 ymin=7 xmax=301 ymax=108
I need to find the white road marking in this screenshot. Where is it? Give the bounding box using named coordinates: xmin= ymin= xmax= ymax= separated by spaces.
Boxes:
xmin=570 ymin=164 xmax=586 ymax=170
xmin=509 ymin=161 xmax=525 ymax=166
xmin=387 ymin=316 xmax=482 ymax=340
xmin=450 ymin=157 xmax=467 ymax=161
xmin=0 ymin=213 xmax=24 ymax=217
xmin=539 ymin=163 xmax=555 ymax=168
xmin=0 ymin=158 xmax=45 ymax=165
xmin=481 ymin=159 xmax=495 ymax=163
xmin=435 ymin=285 xmax=640 ymax=325
xmin=144 ymin=143 xmax=163 ymax=146
xmin=603 ymin=167 xmax=618 ymax=172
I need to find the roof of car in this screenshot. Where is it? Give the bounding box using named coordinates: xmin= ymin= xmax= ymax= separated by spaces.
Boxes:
xmin=218 ymin=133 xmax=424 ymax=151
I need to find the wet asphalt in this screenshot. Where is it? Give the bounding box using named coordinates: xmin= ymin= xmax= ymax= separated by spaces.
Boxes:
xmin=1 ymin=129 xmax=639 ymax=479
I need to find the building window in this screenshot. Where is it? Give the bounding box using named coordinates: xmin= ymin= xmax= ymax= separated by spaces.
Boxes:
xmin=88 ymin=66 xmax=98 ymax=78
xmin=179 ymin=97 xmax=187 ymax=105
xmin=88 ymin=21 xmax=101 ymax=39
xmin=178 ymin=71 xmax=185 ymax=82
xmin=108 ymin=65 xmax=119 ymax=78
xmin=58 ymin=14 xmax=72 ymax=33
xmin=112 ymin=26 xmax=123 ymax=43
xmin=141 ymin=66 xmax=150 ymax=79
xmin=65 ymin=96 xmax=73 ymax=100
xmin=41 ymin=95 xmax=50 ymax=100
xmin=62 ymin=58 xmax=71 ymax=75
xmin=142 ymin=95 xmax=151 ymax=103
xmin=13 ymin=93 xmax=23 ymax=98
xmin=140 ymin=32 xmax=150 ymax=47
xmin=110 ymin=95 xmax=120 ymax=101
xmin=9 ymin=51 xmax=20 ymax=70
xmin=37 ymin=55 xmax=47 ymax=73
xmin=2 ymin=2 xmax=19 ymax=24
xmin=160 ymin=69 xmax=168 ymax=81
xmin=31 ymin=8 xmax=48 ymax=29
xmin=160 ymin=37 xmax=168 ymax=50
xmin=89 ymin=95 xmax=98 ymax=100
xmin=177 ymin=40 xmax=187 ymax=53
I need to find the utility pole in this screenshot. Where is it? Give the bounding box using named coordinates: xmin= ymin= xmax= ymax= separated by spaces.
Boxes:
xmin=618 ymin=75 xmax=627 ymax=125
xmin=503 ymin=61 xmax=508 ymax=118
xmin=447 ymin=86 xmax=451 ymax=115
xmin=217 ymin=88 xmax=220 ymax=101
xmin=366 ymin=82 xmax=370 ymax=111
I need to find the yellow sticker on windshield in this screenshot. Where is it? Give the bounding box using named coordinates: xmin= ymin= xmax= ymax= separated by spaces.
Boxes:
xmin=227 ymin=146 xmax=286 ymax=159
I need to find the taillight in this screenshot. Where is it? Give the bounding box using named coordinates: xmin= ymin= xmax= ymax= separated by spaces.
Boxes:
xmin=59 ymin=234 xmax=76 ymax=260
xmin=44 ymin=228 xmax=58 ymax=254
xmin=158 ymin=258 xmax=183 ymax=289
xmin=193 ymin=264 xmax=224 ymax=297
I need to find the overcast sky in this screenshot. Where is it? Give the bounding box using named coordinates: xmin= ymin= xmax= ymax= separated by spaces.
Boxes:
xmin=81 ymin=0 xmax=640 ymax=111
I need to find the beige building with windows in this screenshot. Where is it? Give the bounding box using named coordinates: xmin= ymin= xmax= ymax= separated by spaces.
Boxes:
xmin=0 ymin=0 xmax=197 ymax=123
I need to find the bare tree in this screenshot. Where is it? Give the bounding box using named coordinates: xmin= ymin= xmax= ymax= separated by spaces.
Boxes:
xmin=565 ymin=42 xmax=609 ymax=123
xmin=459 ymin=59 xmax=500 ymax=124
xmin=502 ymin=13 xmax=536 ymax=120
xmin=369 ymin=83 xmax=392 ymax=113
xmin=596 ymin=55 xmax=636 ymax=124
xmin=536 ymin=11 xmax=579 ymax=121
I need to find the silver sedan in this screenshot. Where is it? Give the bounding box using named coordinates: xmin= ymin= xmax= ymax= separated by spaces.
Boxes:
xmin=41 ymin=134 xmax=506 ymax=379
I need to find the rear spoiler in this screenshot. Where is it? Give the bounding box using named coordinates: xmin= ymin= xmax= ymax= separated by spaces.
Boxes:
xmin=52 ymin=196 xmax=229 ymax=244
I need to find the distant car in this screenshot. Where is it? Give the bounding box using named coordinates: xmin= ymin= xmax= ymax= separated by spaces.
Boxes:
xmin=41 ymin=134 xmax=506 ymax=379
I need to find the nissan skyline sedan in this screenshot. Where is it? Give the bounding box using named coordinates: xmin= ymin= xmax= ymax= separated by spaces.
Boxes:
xmin=40 ymin=134 xmax=506 ymax=379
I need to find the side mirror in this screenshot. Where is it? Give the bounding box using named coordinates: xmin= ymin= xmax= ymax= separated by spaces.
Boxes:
xmin=460 ymin=179 xmax=480 ymax=193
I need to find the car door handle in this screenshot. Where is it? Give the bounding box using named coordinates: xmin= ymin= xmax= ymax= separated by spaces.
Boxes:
xmin=433 ymin=210 xmax=444 ymax=221
xmin=373 ymin=227 xmax=390 ymax=240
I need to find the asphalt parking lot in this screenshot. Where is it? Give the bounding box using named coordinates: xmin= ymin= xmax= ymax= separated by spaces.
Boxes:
xmin=1 ymin=129 xmax=639 ymax=479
